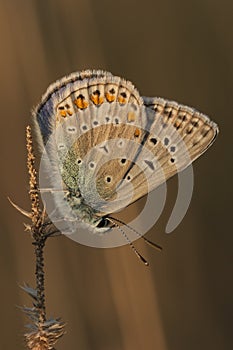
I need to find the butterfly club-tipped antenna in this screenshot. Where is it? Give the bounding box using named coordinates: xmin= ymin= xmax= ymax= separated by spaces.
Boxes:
xmin=107 ymin=217 xmax=149 ymax=266
xmin=108 ymin=216 xmax=162 ymax=252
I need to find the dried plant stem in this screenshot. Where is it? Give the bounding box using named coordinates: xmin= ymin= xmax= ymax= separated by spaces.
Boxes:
xmin=34 ymin=239 xmax=46 ymax=323
xmin=15 ymin=126 xmax=66 ymax=350
xmin=26 ymin=125 xmax=46 ymax=323
xmin=26 ymin=125 xmax=41 ymax=226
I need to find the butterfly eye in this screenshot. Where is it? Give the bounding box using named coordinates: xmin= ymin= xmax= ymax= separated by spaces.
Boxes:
xmin=170 ymin=146 xmax=176 ymax=152
xmin=96 ymin=217 xmax=110 ymax=228
xmin=93 ymin=120 xmax=99 ymax=126
xmin=126 ymin=175 xmax=131 ymax=181
xmin=77 ymin=159 xmax=82 ymax=165
xmin=164 ymin=137 xmax=170 ymax=146
xmin=170 ymin=158 xmax=176 ymax=163
xmin=82 ymin=124 xmax=88 ymax=131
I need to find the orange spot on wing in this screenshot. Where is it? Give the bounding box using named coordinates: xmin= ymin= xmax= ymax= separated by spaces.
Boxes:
xmin=60 ymin=110 xmax=67 ymax=118
xmin=105 ymin=92 xmax=115 ymax=102
xmin=90 ymin=95 xmax=104 ymax=106
xmin=74 ymin=98 xmax=88 ymax=109
xmin=134 ymin=128 xmax=140 ymax=137
xmin=118 ymin=96 xmax=127 ymax=104
xmin=127 ymin=111 xmax=136 ymax=122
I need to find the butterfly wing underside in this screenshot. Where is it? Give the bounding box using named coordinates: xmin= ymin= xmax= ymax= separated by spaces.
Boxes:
xmin=34 ymin=70 xmax=219 ymax=220
xmin=87 ymin=97 xmax=218 ymax=215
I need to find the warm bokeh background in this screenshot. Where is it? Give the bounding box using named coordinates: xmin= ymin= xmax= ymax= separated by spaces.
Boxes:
xmin=0 ymin=0 xmax=232 ymax=349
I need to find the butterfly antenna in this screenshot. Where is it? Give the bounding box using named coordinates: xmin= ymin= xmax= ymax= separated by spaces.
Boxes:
xmin=108 ymin=216 xmax=162 ymax=252
xmin=107 ymin=218 xmax=149 ymax=266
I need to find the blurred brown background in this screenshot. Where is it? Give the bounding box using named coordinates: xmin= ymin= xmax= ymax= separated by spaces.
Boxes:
xmin=0 ymin=0 xmax=232 ymax=349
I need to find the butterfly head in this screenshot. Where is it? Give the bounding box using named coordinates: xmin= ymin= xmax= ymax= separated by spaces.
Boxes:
xmin=95 ymin=217 xmax=113 ymax=232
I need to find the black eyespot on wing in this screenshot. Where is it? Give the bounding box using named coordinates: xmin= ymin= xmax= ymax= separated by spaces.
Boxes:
xmin=150 ymin=137 xmax=157 ymax=145
xmin=164 ymin=137 xmax=169 ymax=146
xmin=109 ymin=88 xmax=115 ymax=94
xmin=144 ymin=160 xmax=155 ymax=170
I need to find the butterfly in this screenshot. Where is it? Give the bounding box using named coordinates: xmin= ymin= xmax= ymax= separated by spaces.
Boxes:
xmin=34 ymin=69 xmax=219 ymax=240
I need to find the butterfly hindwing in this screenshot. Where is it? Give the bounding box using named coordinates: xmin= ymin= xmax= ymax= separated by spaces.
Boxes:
xmin=91 ymin=97 xmax=219 ymax=214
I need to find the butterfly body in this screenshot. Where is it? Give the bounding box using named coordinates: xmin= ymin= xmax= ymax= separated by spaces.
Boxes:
xmin=34 ymin=70 xmax=218 ymax=234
